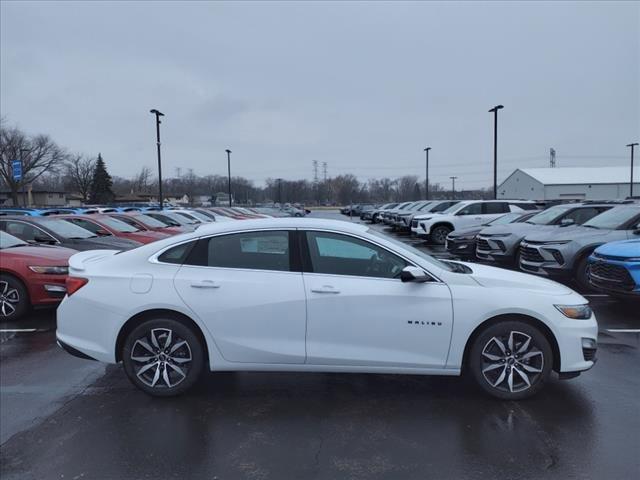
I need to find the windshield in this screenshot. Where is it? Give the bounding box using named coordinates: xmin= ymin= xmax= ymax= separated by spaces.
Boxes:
xmin=133 ymin=214 xmax=169 ymax=228
xmin=525 ymin=205 xmax=572 ymax=225
xmin=441 ymin=202 xmax=468 ymax=214
xmin=38 ymin=219 xmax=96 ymax=239
xmin=582 ymin=207 xmax=640 ymax=230
xmin=100 ymin=217 xmax=139 ymax=233
xmin=367 ymin=228 xmax=453 ymax=272
xmin=173 ymin=212 xmax=201 ymax=224
xmin=180 ymin=210 xmax=211 ymax=222
xmin=488 ymin=212 xmax=522 ymax=225
xmin=0 ymin=231 xmax=27 ymax=249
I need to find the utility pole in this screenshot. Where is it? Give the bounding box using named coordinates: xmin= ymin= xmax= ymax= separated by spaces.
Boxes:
xmin=627 ymin=143 xmax=639 ymax=197
xmin=312 ymin=160 xmax=319 ymax=205
xmin=450 ymin=176 xmax=458 ymax=200
xmin=549 ymin=148 xmax=556 ymax=168
xmin=322 ymin=162 xmax=328 ymax=182
xmin=226 ymin=149 xmax=232 ymax=207
xmin=149 ymin=109 xmax=165 ymax=209
xmin=488 ymin=105 xmax=504 ymax=200
xmin=424 ymin=147 xmax=431 ymax=200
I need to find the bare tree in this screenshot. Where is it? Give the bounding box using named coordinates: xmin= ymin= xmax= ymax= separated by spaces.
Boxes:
xmin=132 ymin=166 xmax=152 ymax=193
xmin=0 ymin=121 xmax=68 ymax=204
xmin=65 ymin=153 xmax=96 ymax=202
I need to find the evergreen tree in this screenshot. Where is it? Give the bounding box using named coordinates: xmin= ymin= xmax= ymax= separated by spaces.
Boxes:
xmin=88 ymin=153 xmax=115 ymax=204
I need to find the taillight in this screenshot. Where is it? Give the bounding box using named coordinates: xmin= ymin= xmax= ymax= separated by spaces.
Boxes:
xmin=65 ymin=277 xmax=88 ymax=296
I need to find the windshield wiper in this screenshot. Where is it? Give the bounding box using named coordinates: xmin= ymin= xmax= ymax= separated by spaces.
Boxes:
xmin=582 ymin=225 xmax=600 ymax=229
xmin=1 ymin=243 xmax=27 ymax=249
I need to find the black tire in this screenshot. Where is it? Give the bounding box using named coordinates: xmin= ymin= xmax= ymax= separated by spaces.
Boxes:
xmin=469 ymin=320 xmax=553 ymax=400
xmin=122 ymin=318 xmax=205 ymax=397
xmin=575 ymin=255 xmax=594 ymax=293
xmin=0 ymin=274 xmax=29 ymax=321
xmin=430 ymin=225 xmax=452 ymax=245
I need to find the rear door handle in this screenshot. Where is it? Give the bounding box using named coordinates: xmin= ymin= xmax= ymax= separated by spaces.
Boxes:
xmin=311 ymin=286 xmax=340 ymax=294
xmin=190 ymin=280 xmax=220 ymax=289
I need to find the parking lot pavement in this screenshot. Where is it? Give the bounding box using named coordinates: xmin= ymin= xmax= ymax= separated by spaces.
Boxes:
xmin=1 ymin=211 xmax=639 ymax=480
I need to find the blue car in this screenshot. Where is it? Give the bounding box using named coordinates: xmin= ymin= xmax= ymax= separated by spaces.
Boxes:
xmin=0 ymin=207 xmax=47 ymax=216
xmin=588 ymin=239 xmax=640 ymax=298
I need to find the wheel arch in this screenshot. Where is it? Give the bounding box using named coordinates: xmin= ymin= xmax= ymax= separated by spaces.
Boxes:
xmin=115 ymin=308 xmax=210 ymax=368
xmin=429 ymin=221 xmax=454 ymax=233
xmin=461 ymin=313 xmax=561 ymax=373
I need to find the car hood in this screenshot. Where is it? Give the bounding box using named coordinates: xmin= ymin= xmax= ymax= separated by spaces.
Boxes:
xmin=464 ymin=262 xmax=575 ymax=296
xmin=1 ymin=245 xmax=75 ymax=263
xmin=594 ymin=239 xmax=640 ymax=259
xmin=524 ymin=225 xmax=612 ymax=243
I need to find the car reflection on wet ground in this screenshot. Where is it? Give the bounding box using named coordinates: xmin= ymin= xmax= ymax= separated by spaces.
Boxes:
xmin=0 ymin=211 xmax=638 ymax=480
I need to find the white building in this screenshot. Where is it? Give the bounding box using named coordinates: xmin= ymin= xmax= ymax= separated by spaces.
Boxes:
xmin=497 ymin=167 xmax=639 ymax=201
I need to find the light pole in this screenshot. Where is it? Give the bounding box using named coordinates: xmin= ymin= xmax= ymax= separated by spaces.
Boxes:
xmin=488 ymin=105 xmax=504 ymax=199
xmin=19 ymin=148 xmax=30 ymax=207
xmin=149 ymin=109 xmax=165 ymax=209
xmin=627 ymin=143 xmax=639 ymax=197
xmin=226 ymin=149 xmax=232 ymax=207
xmin=450 ymin=176 xmax=458 ymax=200
xmin=424 ymin=147 xmax=431 ymax=200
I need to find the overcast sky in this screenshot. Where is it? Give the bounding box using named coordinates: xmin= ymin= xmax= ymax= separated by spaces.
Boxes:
xmin=1 ymin=1 xmax=638 ymax=189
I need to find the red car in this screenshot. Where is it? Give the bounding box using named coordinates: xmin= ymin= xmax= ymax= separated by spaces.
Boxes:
xmin=55 ymin=214 xmax=170 ymax=244
xmin=109 ymin=213 xmax=187 ymax=235
xmin=0 ymin=231 xmax=74 ymax=320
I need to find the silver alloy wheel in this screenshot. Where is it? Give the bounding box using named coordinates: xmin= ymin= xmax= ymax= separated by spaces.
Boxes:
xmin=0 ymin=281 xmax=20 ymax=317
xmin=481 ymin=330 xmax=544 ymax=393
xmin=130 ymin=328 xmax=192 ymax=388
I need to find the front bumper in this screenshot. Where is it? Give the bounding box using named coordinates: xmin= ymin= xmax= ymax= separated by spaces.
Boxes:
xmin=445 ymin=237 xmax=476 ymax=257
xmin=587 ymin=257 xmax=640 ymax=296
xmin=475 ymin=236 xmax=516 ymax=263
xmin=555 ymin=314 xmax=598 ymax=373
xmin=519 ymin=242 xmax=571 ymax=278
xmin=29 ymin=274 xmax=68 ymax=306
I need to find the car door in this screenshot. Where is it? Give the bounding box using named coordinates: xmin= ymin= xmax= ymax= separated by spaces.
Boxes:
xmin=173 ymin=229 xmax=307 ymax=364
xmin=453 ymin=202 xmax=486 ymax=228
xmin=301 ymin=230 xmax=453 ymax=368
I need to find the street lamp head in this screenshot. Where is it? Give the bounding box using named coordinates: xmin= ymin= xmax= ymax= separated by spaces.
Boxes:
xmin=225 ymin=149 xmax=232 ymax=154
xmin=488 ymin=105 xmax=504 ymax=112
xmin=424 ymin=147 xmax=431 ymax=152
xmin=150 ymin=109 xmax=164 ymax=116
xmin=627 ymin=143 xmax=639 ymax=147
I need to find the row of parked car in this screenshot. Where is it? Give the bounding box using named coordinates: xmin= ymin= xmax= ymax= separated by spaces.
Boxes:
xmin=355 ymin=199 xmax=640 ymax=300
xmin=0 ymin=206 xmax=287 ymax=320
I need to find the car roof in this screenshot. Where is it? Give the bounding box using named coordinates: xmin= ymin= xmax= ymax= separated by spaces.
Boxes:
xmin=194 ymin=217 xmax=368 ymax=236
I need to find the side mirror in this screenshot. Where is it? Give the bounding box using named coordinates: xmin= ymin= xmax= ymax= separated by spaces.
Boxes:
xmin=559 ymin=218 xmax=574 ymax=227
xmin=400 ymin=266 xmax=431 ymax=283
xmin=633 ymin=225 xmax=640 ymax=235
xmin=32 ymin=235 xmax=55 ymax=244
xmin=96 ymin=229 xmax=110 ymax=236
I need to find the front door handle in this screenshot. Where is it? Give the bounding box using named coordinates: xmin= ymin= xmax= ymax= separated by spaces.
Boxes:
xmin=311 ymin=286 xmax=340 ymax=294
xmin=190 ymin=280 xmax=220 ymax=289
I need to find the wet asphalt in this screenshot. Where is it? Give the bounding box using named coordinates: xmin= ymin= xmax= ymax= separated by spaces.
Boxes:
xmin=1 ymin=211 xmax=639 ymax=480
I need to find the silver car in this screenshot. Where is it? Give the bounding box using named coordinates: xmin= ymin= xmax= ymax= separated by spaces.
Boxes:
xmin=476 ymin=203 xmax=613 ymax=265
xmin=519 ymin=205 xmax=640 ymax=290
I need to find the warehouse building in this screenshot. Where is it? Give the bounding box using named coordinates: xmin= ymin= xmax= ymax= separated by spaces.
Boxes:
xmin=497 ymin=166 xmax=639 ymax=201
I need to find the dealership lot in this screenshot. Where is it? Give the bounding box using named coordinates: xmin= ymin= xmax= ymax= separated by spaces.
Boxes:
xmin=1 ymin=210 xmax=639 ymax=480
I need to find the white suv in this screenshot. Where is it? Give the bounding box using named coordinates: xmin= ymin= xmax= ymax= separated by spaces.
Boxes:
xmin=412 ymin=200 xmax=538 ymax=245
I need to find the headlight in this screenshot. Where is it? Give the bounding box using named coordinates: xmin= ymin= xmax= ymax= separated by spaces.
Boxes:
xmin=28 ymin=266 xmax=69 ymax=275
xmin=554 ymin=304 xmax=592 ymax=319
xmin=625 ymin=257 xmax=640 ymax=262
xmin=487 ymin=233 xmax=511 ymax=238
xmin=542 ymin=240 xmax=571 ymax=245
xmin=458 ymin=235 xmax=476 ymax=240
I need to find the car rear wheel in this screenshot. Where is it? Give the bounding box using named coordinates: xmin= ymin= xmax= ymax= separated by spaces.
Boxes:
xmin=0 ymin=274 xmax=29 ymax=321
xmin=469 ymin=321 xmax=552 ymax=400
xmin=430 ymin=225 xmax=451 ymax=245
xmin=122 ymin=318 xmax=204 ymax=397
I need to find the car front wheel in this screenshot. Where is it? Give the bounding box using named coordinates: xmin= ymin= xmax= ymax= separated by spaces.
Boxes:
xmin=0 ymin=274 xmax=29 ymax=321
xmin=430 ymin=225 xmax=451 ymax=245
xmin=469 ymin=321 xmax=553 ymax=400
xmin=122 ymin=318 xmax=205 ymax=397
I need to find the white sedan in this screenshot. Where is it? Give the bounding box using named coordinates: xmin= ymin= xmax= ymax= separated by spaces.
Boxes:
xmin=56 ymin=218 xmax=597 ymax=400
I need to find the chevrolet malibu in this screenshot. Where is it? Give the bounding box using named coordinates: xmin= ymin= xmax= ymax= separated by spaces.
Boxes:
xmin=56 ymin=218 xmax=597 ymax=400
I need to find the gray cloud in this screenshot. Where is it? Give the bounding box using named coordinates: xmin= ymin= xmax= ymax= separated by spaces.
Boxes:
xmin=1 ymin=1 xmax=638 ymax=189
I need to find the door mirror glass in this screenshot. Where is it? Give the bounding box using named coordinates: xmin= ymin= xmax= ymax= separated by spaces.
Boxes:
xmin=95 ymin=229 xmax=110 ymax=236
xmin=400 ymin=266 xmax=430 ymax=283
xmin=33 ymin=234 xmax=55 ymax=244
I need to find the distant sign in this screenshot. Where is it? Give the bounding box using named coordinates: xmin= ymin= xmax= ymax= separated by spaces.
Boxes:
xmin=12 ymin=160 xmax=22 ymax=181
